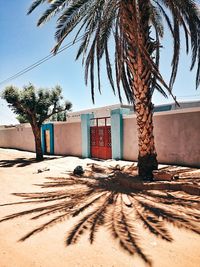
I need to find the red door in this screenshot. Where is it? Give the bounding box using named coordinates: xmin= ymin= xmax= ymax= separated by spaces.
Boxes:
xmin=90 ymin=118 xmax=112 ymax=159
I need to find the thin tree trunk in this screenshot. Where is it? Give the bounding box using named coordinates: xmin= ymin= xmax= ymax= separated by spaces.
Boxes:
xmin=31 ymin=123 xmax=43 ymax=161
xmin=120 ymin=1 xmax=158 ymax=179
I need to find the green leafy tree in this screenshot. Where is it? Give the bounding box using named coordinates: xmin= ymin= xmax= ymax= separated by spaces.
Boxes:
xmin=2 ymin=84 xmax=72 ymax=160
xmin=28 ymin=0 xmax=200 ymax=178
xmin=16 ymin=115 xmax=29 ymax=124
xmin=50 ymin=111 xmax=67 ymax=122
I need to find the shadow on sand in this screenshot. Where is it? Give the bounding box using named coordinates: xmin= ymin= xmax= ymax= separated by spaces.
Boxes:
xmin=0 ymin=165 xmax=200 ymax=266
xmin=0 ymin=156 xmax=60 ymax=168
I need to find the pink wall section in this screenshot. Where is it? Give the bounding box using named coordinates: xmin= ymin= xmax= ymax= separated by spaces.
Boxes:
xmin=54 ymin=122 xmax=82 ymax=156
xmin=123 ymin=108 xmax=200 ymax=167
xmin=0 ymin=125 xmax=35 ymax=152
xmin=0 ymin=108 xmax=200 ymax=167
xmin=153 ymin=110 xmax=200 ymax=166
xmin=0 ymin=121 xmax=82 ymax=157
xmin=123 ymin=117 xmax=138 ymax=161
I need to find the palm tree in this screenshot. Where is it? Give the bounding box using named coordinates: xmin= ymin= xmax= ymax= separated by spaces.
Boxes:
xmin=28 ymin=0 xmax=200 ymax=178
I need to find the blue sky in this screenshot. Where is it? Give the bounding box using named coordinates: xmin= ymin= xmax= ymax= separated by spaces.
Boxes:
xmin=0 ymin=1 xmax=200 ymax=125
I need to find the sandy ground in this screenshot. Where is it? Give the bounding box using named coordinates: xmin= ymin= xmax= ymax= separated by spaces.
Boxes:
xmin=0 ymin=148 xmax=199 ymax=267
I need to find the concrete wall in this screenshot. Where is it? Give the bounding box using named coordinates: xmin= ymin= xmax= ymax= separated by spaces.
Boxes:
xmin=1 ymin=108 xmax=200 ymax=166
xmin=0 ymin=121 xmax=82 ymax=157
xmin=123 ymin=116 xmax=138 ymax=161
xmin=0 ymin=124 xmax=35 ymax=152
xmin=123 ymin=108 xmax=200 ymax=167
xmin=54 ymin=122 xmax=82 ymax=156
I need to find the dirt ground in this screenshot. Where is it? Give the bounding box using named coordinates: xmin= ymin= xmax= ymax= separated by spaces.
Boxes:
xmin=0 ymin=148 xmax=199 ymax=267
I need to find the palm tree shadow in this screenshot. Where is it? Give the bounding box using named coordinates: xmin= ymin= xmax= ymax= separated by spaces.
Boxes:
xmin=0 ymin=165 xmax=200 ymax=266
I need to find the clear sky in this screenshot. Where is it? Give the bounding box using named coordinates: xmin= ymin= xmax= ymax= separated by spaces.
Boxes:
xmin=1 ymin=1 xmax=200 ymax=125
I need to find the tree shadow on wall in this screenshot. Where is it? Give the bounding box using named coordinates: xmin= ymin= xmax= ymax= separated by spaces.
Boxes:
xmin=0 ymin=164 xmax=200 ymax=266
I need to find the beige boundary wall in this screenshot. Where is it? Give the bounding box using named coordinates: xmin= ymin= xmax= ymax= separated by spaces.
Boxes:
xmin=123 ymin=107 xmax=200 ymax=167
xmin=0 ymin=121 xmax=82 ymax=157
xmin=0 ymin=124 xmax=35 ymax=152
xmin=53 ymin=122 xmax=82 ymax=156
xmin=0 ymin=108 xmax=200 ymax=166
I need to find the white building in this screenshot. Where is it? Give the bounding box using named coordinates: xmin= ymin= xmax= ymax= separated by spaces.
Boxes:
xmin=66 ymin=100 xmax=200 ymax=122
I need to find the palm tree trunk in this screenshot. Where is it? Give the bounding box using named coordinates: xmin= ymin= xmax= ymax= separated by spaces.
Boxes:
xmin=31 ymin=123 xmax=43 ymax=161
xmin=133 ymin=60 xmax=158 ymax=179
xmin=121 ymin=0 xmax=158 ymax=179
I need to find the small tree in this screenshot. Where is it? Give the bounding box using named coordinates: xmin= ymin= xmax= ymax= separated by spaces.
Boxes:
xmin=16 ymin=115 xmax=29 ymax=124
xmin=50 ymin=111 xmax=67 ymax=122
xmin=2 ymin=84 xmax=72 ymax=160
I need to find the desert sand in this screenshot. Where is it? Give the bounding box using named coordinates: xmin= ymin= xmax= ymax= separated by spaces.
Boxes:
xmin=0 ymin=148 xmax=199 ymax=267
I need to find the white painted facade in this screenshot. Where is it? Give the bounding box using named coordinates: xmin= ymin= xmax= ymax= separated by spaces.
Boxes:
xmin=66 ymin=100 xmax=200 ymax=122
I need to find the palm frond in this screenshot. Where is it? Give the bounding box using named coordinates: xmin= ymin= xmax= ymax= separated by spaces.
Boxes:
xmin=27 ymin=0 xmax=48 ymax=15
xmin=37 ymin=0 xmax=67 ymax=26
xmin=28 ymin=0 xmax=200 ymax=103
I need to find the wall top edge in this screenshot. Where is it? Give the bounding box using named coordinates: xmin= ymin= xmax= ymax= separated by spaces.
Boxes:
xmin=123 ymin=107 xmax=200 ymax=119
xmin=0 ymin=121 xmax=81 ymax=130
xmin=52 ymin=121 xmax=81 ymax=125
xmin=0 ymin=123 xmax=31 ymax=130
